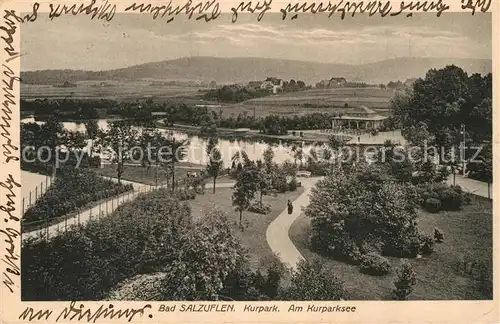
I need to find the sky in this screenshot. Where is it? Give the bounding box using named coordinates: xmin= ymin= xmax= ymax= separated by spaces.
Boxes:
xmin=20 ymin=12 xmax=492 ymax=71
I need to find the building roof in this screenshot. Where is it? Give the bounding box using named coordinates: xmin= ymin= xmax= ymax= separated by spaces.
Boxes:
xmin=360 ymin=105 xmax=377 ymax=115
xmin=330 ymin=77 xmax=347 ymax=82
xmin=265 ymin=77 xmax=282 ymax=85
xmin=333 ymin=115 xmax=388 ymax=121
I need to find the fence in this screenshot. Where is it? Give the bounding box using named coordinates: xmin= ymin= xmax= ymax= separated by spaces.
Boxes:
xmin=21 ymin=178 xmax=202 ymax=242
xmin=22 ymin=176 xmax=53 ymax=216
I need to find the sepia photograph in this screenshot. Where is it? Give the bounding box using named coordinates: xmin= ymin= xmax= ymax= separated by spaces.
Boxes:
xmin=16 ymin=11 xmax=493 ymax=304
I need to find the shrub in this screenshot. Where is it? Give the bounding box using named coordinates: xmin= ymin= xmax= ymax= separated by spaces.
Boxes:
xmin=393 ymin=260 xmax=417 ymax=300
xmin=440 ymin=188 xmax=463 ymax=211
xmin=288 ymin=178 xmax=298 ymax=191
xmin=419 ymin=183 xmax=467 ymax=212
xmin=279 ymin=259 xmax=345 ymax=300
xmin=360 ymin=235 xmax=384 ymax=255
xmin=248 ymin=202 xmax=271 ymax=215
xmin=434 ymin=227 xmax=444 ymax=243
xmin=424 ymin=197 xmax=441 ymax=213
xmin=359 ymin=253 xmax=391 ymax=276
xmin=418 ymin=232 xmax=434 ymax=255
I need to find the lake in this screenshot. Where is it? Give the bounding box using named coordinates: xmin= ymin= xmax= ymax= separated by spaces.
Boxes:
xmin=21 ymin=118 xmax=325 ymax=166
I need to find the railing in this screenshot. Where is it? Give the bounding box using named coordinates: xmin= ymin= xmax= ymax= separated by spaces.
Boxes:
xmin=22 ymin=176 xmax=53 ymax=216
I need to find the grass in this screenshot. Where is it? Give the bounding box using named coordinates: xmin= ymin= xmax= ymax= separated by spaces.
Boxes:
xmin=93 ymin=164 xmax=207 ymax=185
xmin=288 ymin=199 xmax=493 ymax=300
xmin=188 ymin=187 xmax=304 ymax=270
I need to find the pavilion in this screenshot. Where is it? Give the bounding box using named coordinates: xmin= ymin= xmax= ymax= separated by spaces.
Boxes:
xmin=331 ymin=106 xmax=388 ymax=130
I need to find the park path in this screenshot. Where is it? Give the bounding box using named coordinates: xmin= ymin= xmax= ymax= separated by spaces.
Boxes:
xmin=265 ymin=177 xmax=323 ymax=271
xmin=446 ymin=174 xmax=491 ymax=199
xmin=265 ymin=174 xmax=491 ymax=271
xmin=22 ymin=178 xmax=235 ymax=241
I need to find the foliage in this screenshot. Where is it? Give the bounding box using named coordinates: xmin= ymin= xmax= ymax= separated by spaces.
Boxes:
xmin=279 ymin=258 xmax=345 ymax=300
xmin=248 ymin=202 xmax=272 ymax=215
xmin=96 ymin=120 xmax=140 ymax=184
xmin=306 ymin=165 xmax=422 ymax=260
xmin=22 ymin=190 xmax=192 ymax=300
xmin=206 ymin=137 xmax=224 ymax=193
xmin=393 ymin=260 xmax=417 ymax=300
xmin=163 ymin=209 xmax=245 ymax=299
xmin=359 ymin=253 xmax=391 ymax=276
xmin=418 ymin=232 xmax=434 ymax=255
xmin=434 ymin=227 xmax=444 ymax=243
xmin=232 ymin=167 xmax=259 ymax=227
xmin=424 ymin=198 xmax=441 ymax=213
xmin=419 ymin=183 xmax=469 ymax=212
xmin=263 ymin=145 xmax=275 ymax=170
xmin=22 ymin=167 xmax=133 ymax=226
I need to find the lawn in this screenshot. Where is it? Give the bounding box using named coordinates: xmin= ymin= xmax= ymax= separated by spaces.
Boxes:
xmin=93 ymin=164 xmax=213 ymax=185
xmin=188 ymin=187 xmax=304 ymax=270
xmin=288 ymin=198 xmax=493 ymax=300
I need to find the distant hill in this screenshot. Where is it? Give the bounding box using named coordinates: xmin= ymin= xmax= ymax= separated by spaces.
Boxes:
xmin=21 ymin=56 xmax=492 ymax=85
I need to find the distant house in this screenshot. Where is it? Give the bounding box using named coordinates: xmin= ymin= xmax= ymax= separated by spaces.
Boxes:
xmin=247 ymin=81 xmax=263 ymax=89
xmin=404 ymin=78 xmax=418 ymax=88
xmin=328 ymin=77 xmax=347 ymax=88
xmin=209 ymin=80 xmax=217 ymax=88
xmin=260 ymin=77 xmax=283 ymax=93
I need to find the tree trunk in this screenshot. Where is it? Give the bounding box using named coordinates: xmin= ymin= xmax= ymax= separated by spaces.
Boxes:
xmin=260 ymin=191 xmax=263 ymax=207
xmin=239 ymin=210 xmax=243 ymax=228
xmin=213 ymin=176 xmax=217 ymax=193
xmin=488 ymin=181 xmax=491 ymax=199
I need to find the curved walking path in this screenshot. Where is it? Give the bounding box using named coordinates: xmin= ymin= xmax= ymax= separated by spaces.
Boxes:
xmin=265 ymin=177 xmax=323 ymax=270
xmin=22 ymin=177 xmax=235 ymax=242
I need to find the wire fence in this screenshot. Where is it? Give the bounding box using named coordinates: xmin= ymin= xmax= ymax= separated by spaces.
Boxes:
xmin=21 ymin=176 xmax=53 ymax=216
xmin=22 ymin=182 xmax=170 ymax=242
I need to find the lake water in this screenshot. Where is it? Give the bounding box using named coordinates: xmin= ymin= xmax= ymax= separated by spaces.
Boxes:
xmin=21 ymin=118 xmax=323 ymax=166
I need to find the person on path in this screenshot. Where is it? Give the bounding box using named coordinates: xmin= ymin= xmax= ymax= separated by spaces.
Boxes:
xmin=287 ymin=200 xmax=294 ymax=215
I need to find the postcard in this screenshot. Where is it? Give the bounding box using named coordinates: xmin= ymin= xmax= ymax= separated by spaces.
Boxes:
xmin=0 ymin=0 xmax=498 ymax=323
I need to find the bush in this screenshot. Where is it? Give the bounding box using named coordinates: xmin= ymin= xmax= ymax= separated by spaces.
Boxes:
xmin=424 ymin=198 xmax=441 ymax=213
xmin=434 ymin=227 xmax=444 ymax=243
xmin=419 ymin=183 xmax=467 ymax=212
xmin=288 ymin=178 xmax=298 ymax=191
xmin=418 ymin=232 xmax=434 ymax=255
xmin=359 ymin=253 xmax=391 ymax=276
xmin=22 ymin=191 xmax=193 ymax=300
xmin=393 ymin=260 xmax=417 ymax=300
xmin=440 ymin=188 xmax=463 ymax=211
xmin=360 ymin=236 xmax=384 ymax=255
xmin=279 ymin=259 xmax=345 ymax=300
xmin=248 ymin=202 xmax=271 ymax=215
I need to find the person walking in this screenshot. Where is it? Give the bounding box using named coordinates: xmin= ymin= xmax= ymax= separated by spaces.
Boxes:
xmin=287 ymin=199 xmax=294 ymax=215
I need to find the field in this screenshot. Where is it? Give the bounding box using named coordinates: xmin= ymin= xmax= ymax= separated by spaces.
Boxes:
xmin=22 ymin=82 xmax=396 ymax=118
xmin=20 ymin=80 xmax=205 ymax=102
xmin=216 ymin=87 xmax=395 ymax=118
xmin=289 ymin=199 xmax=493 ymax=300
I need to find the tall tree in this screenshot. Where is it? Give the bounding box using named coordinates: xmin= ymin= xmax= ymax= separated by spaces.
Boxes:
xmin=206 ymin=137 xmax=223 ymax=193
xmin=263 ymin=145 xmax=274 ymax=170
xmin=232 ymin=167 xmax=259 ymax=227
xmin=97 ymin=121 xmax=139 ymax=184
xmin=84 ymin=120 xmax=99 ymax=158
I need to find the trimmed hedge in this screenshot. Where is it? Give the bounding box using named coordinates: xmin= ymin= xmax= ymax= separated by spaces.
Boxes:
xmin=23 ymin=167 xmax=133 ymax=224
xmin=419 ymin=183 xmax=470 ymax=213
